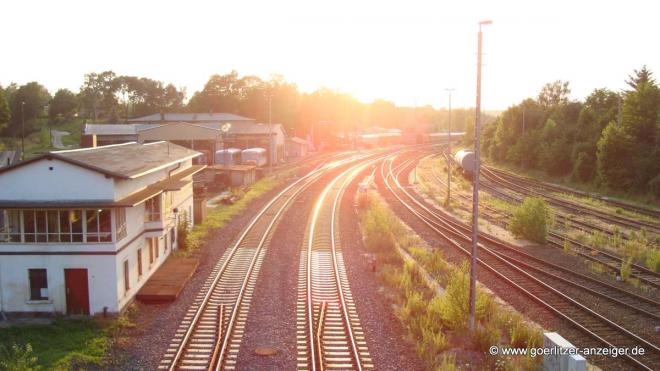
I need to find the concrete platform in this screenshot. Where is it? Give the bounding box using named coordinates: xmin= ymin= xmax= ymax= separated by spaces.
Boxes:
xmin=136 ymin=256 xmax=199 ymax=303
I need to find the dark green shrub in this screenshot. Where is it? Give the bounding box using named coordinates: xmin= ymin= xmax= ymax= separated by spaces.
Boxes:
xmin=509 ymin=197 xmax=552 ymax=243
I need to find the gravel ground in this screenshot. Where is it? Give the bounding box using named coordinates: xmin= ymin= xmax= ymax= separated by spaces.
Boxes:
xmin=115 ymin=177 xmax=297 ymax=370
xmin=232 ymin=175 xmax=322 ymax=370
xmin=339 ymin=173 xmax=426 ymax=371
xmin=376 ymin=153 xmax=631 ymax=370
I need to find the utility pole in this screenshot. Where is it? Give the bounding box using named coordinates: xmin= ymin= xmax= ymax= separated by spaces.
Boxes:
xmin=445 ymin=88 xmax=455 ymax=206
xmin=470 ymin=19 xmax=492 ymax=332
xmin=265 ymin=92 xmax=274 ymax=174
xmin=617 ymin=93 xmax=622 ymax=125
xmin=21 ymin=101 xmax=25 ymax=160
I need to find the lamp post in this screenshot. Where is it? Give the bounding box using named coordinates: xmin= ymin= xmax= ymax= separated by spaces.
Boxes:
xmin=445 ymin=88 xmax=455 ymax=206
xmin=221 ymin=123 xmax=231 ymax=185
xmin=469 ymin=19 xmax=492 ymax=332
xmin=20 ymin=101 xmax=25 ymax=160
xmin=264 ymin=92 xmax=274 ymax=174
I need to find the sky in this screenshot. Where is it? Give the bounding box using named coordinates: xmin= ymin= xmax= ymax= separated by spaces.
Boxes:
xmin=0 ymin=0 xmax=657 ymax=110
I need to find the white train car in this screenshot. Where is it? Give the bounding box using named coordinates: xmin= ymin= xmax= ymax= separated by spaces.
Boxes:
xmin=241 ymin=148 xmax=268 ymax=167
xmin=214 ymin=148 xmax=242 ymax=166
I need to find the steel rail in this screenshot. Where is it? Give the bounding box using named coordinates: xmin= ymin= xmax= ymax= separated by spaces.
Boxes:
xmin=382 ymin=153 xmax=659 ymax=370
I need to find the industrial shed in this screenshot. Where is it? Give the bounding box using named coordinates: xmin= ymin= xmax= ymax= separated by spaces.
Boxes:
xmin=287 ymin=137 xmax=309 ymax=158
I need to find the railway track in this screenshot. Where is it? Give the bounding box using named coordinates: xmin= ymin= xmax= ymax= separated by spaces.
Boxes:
xmin=425 ymin=154 xmax=660 ymax=289
xmin=160 ymin=154 xmax=373 ymax=370
xmin=381 ymin=152 xmax=660 ymax=370
xmin=481 ymin=166 xmax=660 ymax=234
xmin=297 ymin=159 xmax=377 ymax=371
xmin=484 ymin=165 xmax=660 ymax=220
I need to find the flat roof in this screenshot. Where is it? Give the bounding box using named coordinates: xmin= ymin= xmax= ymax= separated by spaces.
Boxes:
xmin=128 ymin=112 xmax=254 ymax=123
xmin=0 ymin=142 xmax=201 ymax=179
xmin=85 ymin=121 xmax=283 ymax=137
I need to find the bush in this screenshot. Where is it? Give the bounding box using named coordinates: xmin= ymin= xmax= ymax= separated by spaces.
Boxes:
xmin=0 ymin=343 xmax=40 ymax=371
xmin=176 ymin=210 xmax=190 ymax=250
xmin=620 ymin=256 xmax=633 ymax=281
xmin=645 ymin=249 xmax=660 ymax=273
xmin=509 ymin=197 xmax=552 ymax=243
xmin=439 ymin=263 xmax=491 ymax=330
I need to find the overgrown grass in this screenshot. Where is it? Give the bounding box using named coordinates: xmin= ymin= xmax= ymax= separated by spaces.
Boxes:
xmin=0 ymin=305 xmax=137 ymax=370
xmin=358 ymin=192 xmax=542 ymax=370
xmin=182 ymin=176 xmax=281 ymax=254
xmin=0 ymin=319 xmax=108 ymax=369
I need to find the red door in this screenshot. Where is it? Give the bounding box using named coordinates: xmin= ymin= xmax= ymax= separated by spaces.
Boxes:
xmin=65 ymin=269 xmax=90 ymax=315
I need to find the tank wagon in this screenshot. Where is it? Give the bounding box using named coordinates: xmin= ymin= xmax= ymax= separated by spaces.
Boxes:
xmin=454 ymin=149 xmax=476 ymax=175
xmin=214 ymin=148 xmax=242 ymax=166
xmin=241 ymin=148 xmax=268 ymax=167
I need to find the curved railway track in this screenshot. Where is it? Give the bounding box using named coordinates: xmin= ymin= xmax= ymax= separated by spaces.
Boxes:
xmin=425 ymin=153 xmax=660 ymax=289
xmin=484 ymin=165 xmax=660 ymax=220
xmin=160 ymin=154 xmax=373 ymax=370
xmin=481 ymin=166 xmax=660 ymax=234
xmin=381 ymin=152 xmax=660 ymax=370
xmin=296 ymin=159 xmax=378 ymax=371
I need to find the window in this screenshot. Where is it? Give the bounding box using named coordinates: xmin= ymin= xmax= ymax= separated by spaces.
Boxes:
xmin=67 ymin=210 xmax=84 ymax=242
xmin=123 ymin=260 xmax=130 ymax=293
xmin=163 ymin=192 xmax=173 ymax=216
xmin=137 ymin=248 xmax=143 ymax=278
xmin=144 ymin=195 xmax=161 ymax=222
xmin=148 ymin=238 xmax=155 ymax=265
xmin=28 ymin=269 xmax=48 ymax=300
xmin=0 ymin=209 xmax=21 ymax=242
xmin=116 ymin=208 xmax=127 ymax=241
xmin=24 ymin=210 xmax=47 ymax=242
xmin=85 ymin=209 xmax=111 ymax=243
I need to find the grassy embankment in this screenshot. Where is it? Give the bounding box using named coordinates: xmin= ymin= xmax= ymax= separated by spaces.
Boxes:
xmin=180 ymin=171 xmax=294 ymax=255
xmin=0 ymin=118 xmax=84 ymax=158
xmin=358 ymin=192 xmax=543 ymax=370
xmin=0 ymin=306 xmax=137 ymax=370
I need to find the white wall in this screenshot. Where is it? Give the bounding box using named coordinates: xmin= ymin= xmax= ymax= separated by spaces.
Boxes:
xmin=0 ymin=255 xmax=117 ymax=314
xmin=0 ymin=160 xmax=197 ymax=314
xmin=0 ymin=158 xmax=113 ymax=200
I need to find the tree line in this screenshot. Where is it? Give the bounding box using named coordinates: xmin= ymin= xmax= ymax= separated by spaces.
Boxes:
xmin=0 ymin=70 xmax=477 ymax=141
xmin=480 ymin=66 xmax=659 ymax=198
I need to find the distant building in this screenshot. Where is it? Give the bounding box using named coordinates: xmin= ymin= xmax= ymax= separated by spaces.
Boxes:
xmin=83 ymin=121 xmax=287 ymax=166
xmin=0 ymin=151 xmax=21 ymax=168
xmin=287 ymin=137 xmax=309 ymax=158
xmin=0 ymin=142 xmax=204 ymax=315
xmin=127 ymin=112 xmax=255 ymax=125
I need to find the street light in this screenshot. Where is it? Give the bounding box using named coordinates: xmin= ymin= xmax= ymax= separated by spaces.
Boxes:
xmin=263 ymin=91 xmax=274 ymax=174
xmin=469 ymin=19 xmax=492 ymax=332
xmin=20 ymin=101 xmax=25 ymax=161
xmin=221 ymin=123 xmax=231 ymax=185
xmin=444 ymin=88 xmax=455 ymax=207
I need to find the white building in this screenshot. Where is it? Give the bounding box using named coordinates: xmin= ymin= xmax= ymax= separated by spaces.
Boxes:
xmin=0 ymin=142 xmax=204 ymax=315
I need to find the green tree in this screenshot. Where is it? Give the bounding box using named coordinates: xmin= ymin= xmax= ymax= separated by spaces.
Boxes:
xmin=8 ymin=82 xmax=51 ymax=135
xmin=596 ymin=121 xmax=635 ymax=190
xmin=0 ymin=86 xmax=10 ymax=133
xmin=538 ymin=80 xmax=571 ymax=108
xmin=49 ymin=89 xmax=78 ymax=122
xmin=79 ymin=71 xmax=119 ymax=121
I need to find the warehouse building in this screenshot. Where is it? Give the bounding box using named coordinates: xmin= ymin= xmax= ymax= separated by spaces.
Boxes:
xmin=83 ymin=120 xmax=286 ymax=167
xmin=0 ymin=142 xmax=204 ymax=315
